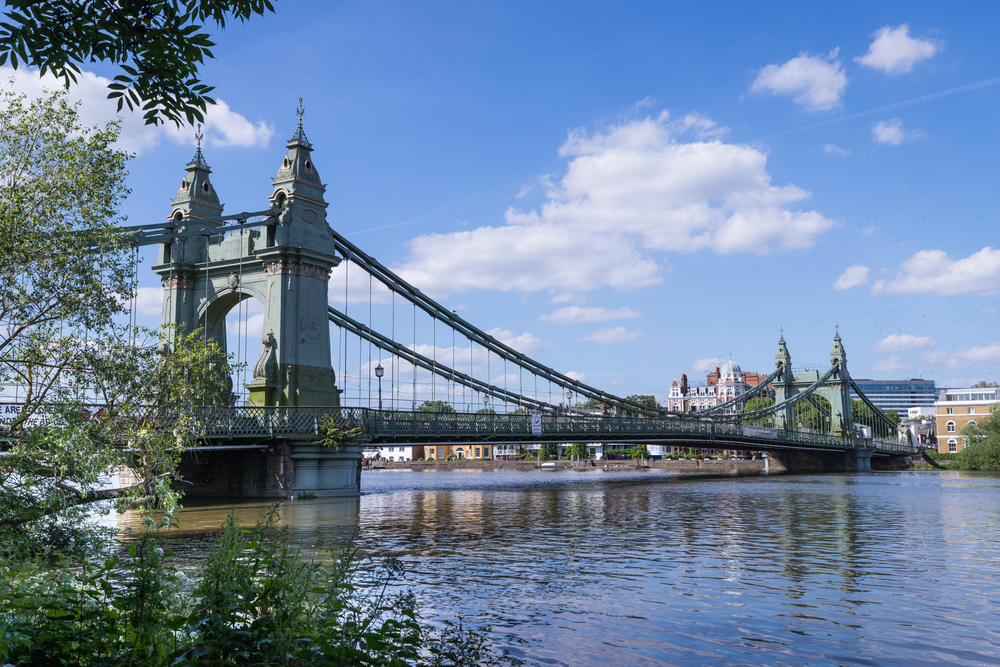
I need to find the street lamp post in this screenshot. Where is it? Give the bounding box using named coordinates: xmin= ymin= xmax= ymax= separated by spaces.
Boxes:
xmin=375 ymin=363 xmax=384 ymax=411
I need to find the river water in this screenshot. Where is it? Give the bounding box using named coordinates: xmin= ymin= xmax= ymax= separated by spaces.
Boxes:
xmin=120 ymin=469 xmax=1000 ymax=666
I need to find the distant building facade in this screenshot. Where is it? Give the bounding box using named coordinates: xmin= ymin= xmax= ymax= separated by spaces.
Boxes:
xmin=850 ymin=378 xmax=937 ymax=414
xmin=667 ymin=360 xmax=774 ymax=413
xmin=935 ymin=387 xmax=998 ymax=453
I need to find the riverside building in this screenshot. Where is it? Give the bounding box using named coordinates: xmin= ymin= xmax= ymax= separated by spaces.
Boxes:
xmin=849 ymin=378 xmax=936 ymax=414
xmin=935 ymin=387 xmax=998 ymax=453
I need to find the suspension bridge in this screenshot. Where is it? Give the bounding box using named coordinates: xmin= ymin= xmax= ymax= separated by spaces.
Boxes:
xmin=121 ymin=112 xmax=913 ymax=497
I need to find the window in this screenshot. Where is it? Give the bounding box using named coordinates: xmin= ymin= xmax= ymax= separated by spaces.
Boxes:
xmin=948 ymin=439 xmax=957 ymax=453
xmin=969 ymin=407 xmax=975 ymax=414
xmin=474 ymin=448 xmax=481 ymax=458
xmin=947 ymin=421 xmax=956 ymax=433
xmin=947 ymin=407 xmax=953 ymax=414
xmin=969 ymin=421 xmax=977 ymax=428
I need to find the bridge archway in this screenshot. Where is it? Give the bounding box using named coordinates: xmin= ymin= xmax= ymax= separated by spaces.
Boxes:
xmin=155 ymin=123 xmax=342 ymax=407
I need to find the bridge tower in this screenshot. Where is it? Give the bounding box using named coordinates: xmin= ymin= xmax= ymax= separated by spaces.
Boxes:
xmin=770 ymin=330 xmax=855 ymax=436
xmin=826 ymin=329 xmax=854 ymax=436
xmin=153 ymin=114 xmax=342 ymax=408
xmin=153 ymin=111 xmax=359 ymax=499
xmin=773 ymin=331 xmax=795 ymax=431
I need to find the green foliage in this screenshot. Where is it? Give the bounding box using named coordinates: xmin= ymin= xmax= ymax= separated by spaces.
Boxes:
xmin=0 ymin=507 xmax=523 ymax=666
xmin=565 ymin=442 xmax=589 ymax=460
xmin=628 ymin=443 xmax=648 ymax=460
xmin=743 ymin=396 xmax=775 ymax=427
xmin=416 ymin=401 xmax=455 ymax=414
xmin=537 ymin=443 xmax=558 ymax=461
xmin=972 ymin=380 xmax=999 ymax=388
xmin=0 ymin=89 xmax=235 ymax=557
xmin=0 ymin=0 xmax=275 ymax=127
xmin=744 ymin=396 xmax=775 ymax=412
xmin=318 ymin=415 xmax=363 ymax=452
xmin=626 ymin=394 xmax=661 ymax=409
xmin=475 ymin=408 xmax=496 ymax=415
xmin=958 ymin=407 xmax=1000 ymax=471
xmin=794 ymin=395 xmax=831 ymax=431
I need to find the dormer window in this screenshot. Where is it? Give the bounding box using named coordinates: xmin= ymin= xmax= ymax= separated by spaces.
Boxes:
xmin=180 ymin=178 xmax=188 ymax=190
xmin=282 ymin=157 xmax=291 ymax=170
xmin=201 ymin=181 xmax=211 ymax=194
xmin=304 ymin=159 xmax=313 ymax=172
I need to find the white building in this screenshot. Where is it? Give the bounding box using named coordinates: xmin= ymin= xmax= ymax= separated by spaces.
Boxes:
xmin=667 ymin=360 xmax=767 ymax=413
xmin=364 ymin=445 xmax=420 ymax=461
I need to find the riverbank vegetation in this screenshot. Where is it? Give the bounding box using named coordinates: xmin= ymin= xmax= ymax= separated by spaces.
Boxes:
xmin=0 ymin=507 xmax=522 ymax=666
xmin=958 ymin=407 xmax=1000 ymax=471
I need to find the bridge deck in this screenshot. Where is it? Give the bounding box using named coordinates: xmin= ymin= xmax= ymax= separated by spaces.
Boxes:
xmin=187 ymin=407 xmax=914 ymax=455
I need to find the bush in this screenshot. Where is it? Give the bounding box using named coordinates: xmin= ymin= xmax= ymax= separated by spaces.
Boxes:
xmin=958 ymin=408 xmax=1000 ymax=470
xmin=0 ymin=507 xmax=523 ymax=667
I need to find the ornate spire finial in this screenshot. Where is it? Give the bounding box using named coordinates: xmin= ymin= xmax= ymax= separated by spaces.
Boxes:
xmin=287 ymin=97 xmax=312 ymax=148
xmin=780 ymin=325 xmax=785 ymax=342
xmin=186 ymin=123 xmax=210 ymax=170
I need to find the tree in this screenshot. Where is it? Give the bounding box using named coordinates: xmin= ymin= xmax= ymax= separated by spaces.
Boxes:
xmin=416 ymin=401 xmax=455 ymax=414
xmin=0 ymin=0 xmax=275 ymax=126
xmin=475 ymin=407 xmax=495 ymax=415
xmin=626 ymin=394 xmax=661 ymax=412
xmin=565 ymin=442 xmax=589 ymax=460
xmin=0 ymin=89 xmax=233 ymax=556
xmin=973 ymin=380 xmax=999 ymax=388
xmin=958 ymin=406 xmax=1000 ymax=470
xmin=628 ymin=443 xmax=648 ymax=460
xmin=537 ymin=442 xmax=557 ymax=461
xmin=745 ymin=396 xmax=775 ymax=412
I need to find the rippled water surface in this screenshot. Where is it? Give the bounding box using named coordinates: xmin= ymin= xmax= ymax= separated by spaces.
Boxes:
xmin=128 ymin=469 xmax=1000 ymax=666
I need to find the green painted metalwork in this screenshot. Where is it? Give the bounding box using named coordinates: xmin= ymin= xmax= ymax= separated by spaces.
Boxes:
xmin=169 ymin=405 xmax=915 ymax=455
xmin=154 ymin=118 xmax=342 ymax=408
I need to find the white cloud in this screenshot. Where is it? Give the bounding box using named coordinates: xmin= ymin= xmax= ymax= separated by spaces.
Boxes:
xmin=226 ymin=299 xmax=264 ymax=336
xmin=855 ymin=25 xmax=938 ymax=75
xmin=871 ymin=355 xmax=912 ymax=375
xmin=872 ymin=334 xmax=936 ymax=353
xmin=539 ymin=306 xmax=641 ymax=324
xmin=872 ymin=247 xmax=1000 ymax=295
xmin=549 ymin=292 xmax=586 ymax=305
xmin=565 ymin=371 xmax=588 ymax=384
xmin=2 ymin=66 xmax=273 ymax=155
xmin=833 ymin=265 xmax=869 ymax=290
xmin=392 ymin=109 xmax=834 ymax=296
xmin=692 ymin=357 xmax=724 ymax=373
xmin=134 ymin=287 xmax=163 ymax=316
xmin=979 ymin=308 xmax=999 ymax=316
xmin=823 ymin=143 xmax=851 ymax=156
xmin=923 ymin=342 xmax=1000 ymax=370
xmin=485 ymin=327 xmax=550 ymax=356
xmin=750 ymin=49 xmax=848 ymax=111
xmin=872 ymin=118 xmax=924 ymax=146
xmin=396 ymin=226 xmax=661 ymax=297
xmin=579 ymin=327 xmax=645 ymax=344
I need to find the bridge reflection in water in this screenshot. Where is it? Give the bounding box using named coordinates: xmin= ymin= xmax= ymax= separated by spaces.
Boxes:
xmin=115 ymin=470 xmax=1000 ymax=667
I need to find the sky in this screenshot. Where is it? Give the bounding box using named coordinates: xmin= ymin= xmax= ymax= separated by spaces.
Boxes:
xmin=8 ymin=1 xmax=1000 ymax=406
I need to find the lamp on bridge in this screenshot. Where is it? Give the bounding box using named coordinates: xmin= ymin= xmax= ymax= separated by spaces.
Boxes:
xmin=375 ymin=363 xmax=384 ymax=411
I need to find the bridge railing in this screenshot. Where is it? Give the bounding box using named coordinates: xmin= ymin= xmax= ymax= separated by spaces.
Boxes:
xmin=177 ymin=406 xmax=915 ymax=454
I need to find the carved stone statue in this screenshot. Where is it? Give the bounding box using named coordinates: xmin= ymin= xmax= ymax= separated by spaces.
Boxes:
xmin=253 ymin=329 xmax=277 ymax=382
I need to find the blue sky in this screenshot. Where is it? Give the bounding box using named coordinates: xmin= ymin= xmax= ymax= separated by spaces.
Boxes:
xmin=10 ymin=1 xmax=1000 ymax=406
